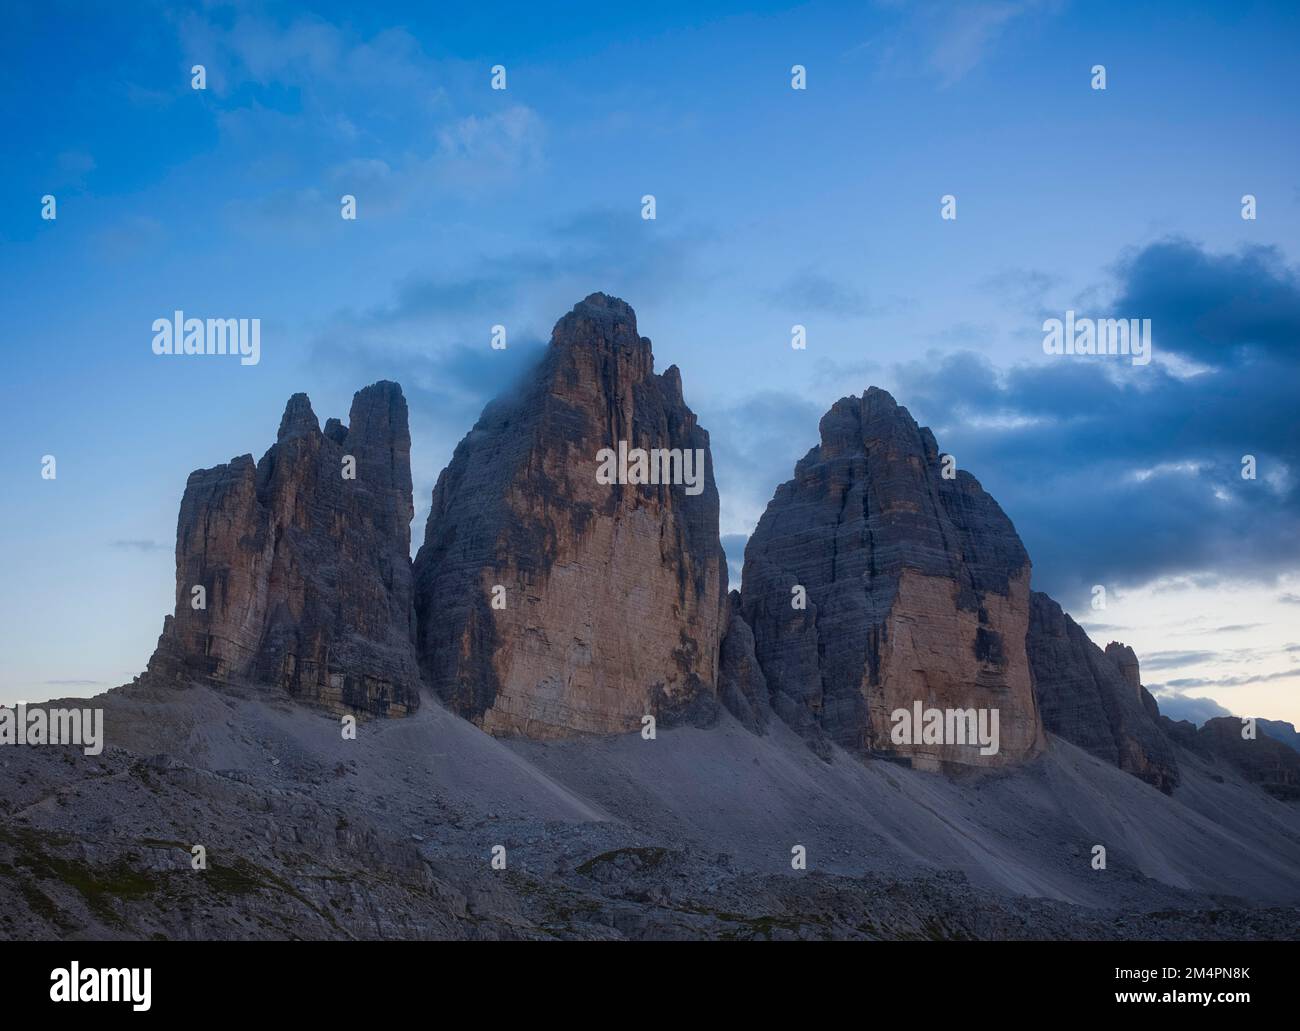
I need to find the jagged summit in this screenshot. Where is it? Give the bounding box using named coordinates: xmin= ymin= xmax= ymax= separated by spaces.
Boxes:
xmin=559 ymin=291 xmax=639 ymax=331
xmin=729 ymin=385 xmax=1044 ymax=768
xmin=122 ymin=302 xmax=1255 ymax=802
xmin=413 ymin=294 xmax=726 ymax=737
xmin=145 ymin=380 xmax=420 ymax=716
xmin=277 ymin=392 xmax=320 ymax=440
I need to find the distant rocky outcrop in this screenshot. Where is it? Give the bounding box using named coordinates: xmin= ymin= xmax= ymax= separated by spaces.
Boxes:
xmin=412 ymin=293 xmax=726 ymax=737
xmin=1027 ymin=594 xmax=1177 ymax=792
xmin=1161 ymin=716 xmax=1300 ymax=800
xmin=1259 ymin=718 xmax=1300 ymax=754
xmin=145 ymin=382 xmax=422 ymax=716
xmin=739 ymin=387 xmax=1046 ymax=769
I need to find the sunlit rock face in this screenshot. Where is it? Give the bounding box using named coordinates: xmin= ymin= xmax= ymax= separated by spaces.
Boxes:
xmin=413 ymin=293 xmax=726 ymax=737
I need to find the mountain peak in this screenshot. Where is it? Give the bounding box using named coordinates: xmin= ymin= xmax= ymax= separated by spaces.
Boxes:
xmin=739 ymin=391 xmax=1042 ymax=767
xmin=277 ymin=392 xmax=320 ymax=441
xmin=551 ymin=292 xmax=644 ymax=355
xmin=414 ymin=295 xmax=724 ymax=737
xmin=147 ymin=385 xmax=421 ymax=716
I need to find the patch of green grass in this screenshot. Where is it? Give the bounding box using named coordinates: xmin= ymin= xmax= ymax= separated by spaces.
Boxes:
xmin=0 ymin=826 xmax=160 ymax=928
xmin=575 ymin=846 xmax=670 ymax=876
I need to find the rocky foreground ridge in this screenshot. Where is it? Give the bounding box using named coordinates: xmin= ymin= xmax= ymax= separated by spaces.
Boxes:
xmin=131 ymin=292 xmax=1293 ymax=795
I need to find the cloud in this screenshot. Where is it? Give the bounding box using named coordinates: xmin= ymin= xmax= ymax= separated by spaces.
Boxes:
xmin=42 ymin=679 xmax=105 ymax=687
xmin=979 ymin=267 xmax=1062 ymax=312
xmin=312 ymin=207 xmax=709 ymax=347
xmin=810 ymin=356 xmax=883 ymax=391
xmin=110 ymin=539 xmax=168 ymax=553
xmin=891 ymin=238 xmax=1300 ymax=604
xmin=433 ymin=107 xmax=546 ymax=192
xmin=175 ymin=13 xmax=449 ymax=108
xmin=317 ymin=337 xmax=549 ymax=432
xmin=1111 ymin=239 xmax=1300 ymax=368
xmin=1150 ymin=667 xmax=1300 ymax=690
xmin=925 ymin=2 xmax=1046 ymax=84
xmin=1139 ymin=650 xmax=1220 ymax=672
xmin=721 ymin=534 xmax=748 ymax=588
xmin=874 ymin=1 xmax=1059 ymax=86
xmin=765 ymin=271 xmax=873 ymax=317
xmin=178 ymin=10 xmax=543 ymax=220
xmin=707 ymin=390 xmax=825 ymax=538
xmin=1151 ymin=692 xmax=1234 ymax=726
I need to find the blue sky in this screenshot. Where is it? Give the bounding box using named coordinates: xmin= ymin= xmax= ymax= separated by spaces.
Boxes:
xmin=3 ymin=0 xmax=1299 ymax=725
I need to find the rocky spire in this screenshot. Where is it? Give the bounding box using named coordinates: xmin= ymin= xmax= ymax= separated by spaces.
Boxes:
xmin=146 ymin=381 xmax=421 ymax=716
xmin=412 ymin=293 xmax=726 ymax=736
xmin=738 ymin=387 xmax=1046 ymax=768
xmin=1104 ymin=642 xmax=1143 ymax=698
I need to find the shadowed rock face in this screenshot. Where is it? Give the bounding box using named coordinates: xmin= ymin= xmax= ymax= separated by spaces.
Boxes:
xmin=1027 ymin=593 xmax=1177 ymax=793
xmin=1162 ymin=716 xmax=1300 ymax=800
xmin=1259 ymin=718 xmax=1300 ymax=753
xmin=412 ymin=293 xmax=726 ymax=737
xmin=739 ymin=387 xmax=1046 ymax=768
xmin=146 ymin=382 xmax=421 ymax=717
xmin=717 ymin=591 xmax=772 ymax=736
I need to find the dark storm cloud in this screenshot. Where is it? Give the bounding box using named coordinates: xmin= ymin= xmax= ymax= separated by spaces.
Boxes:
xmin=892 ymin=238 xmax=1300 ymax=605
xmin=1112 ymin=239 xmax=1300 ymax=368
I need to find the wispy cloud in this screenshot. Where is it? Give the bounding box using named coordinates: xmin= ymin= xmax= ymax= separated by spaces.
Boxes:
xmin=765 ymin=271 xmax=874 ymax=317
xmin=873 ymin=0 xmax=1060 ymax=86
xmin=110 ymin=539 xmax=168 ymax=553
xmin=1150 ymin=667 xmax=1300 ymax=690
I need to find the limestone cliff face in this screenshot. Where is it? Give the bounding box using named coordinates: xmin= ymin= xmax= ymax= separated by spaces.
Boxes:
xmin=146 ymin=382 xmax=421 ymax=716
xmin=1027 ymin=593 xmax=1177 ymax=792
xmin=739 ymin=387 xmax=1046 ymax=768
xmin=412 ymin=293 xmax=726 ymax=737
